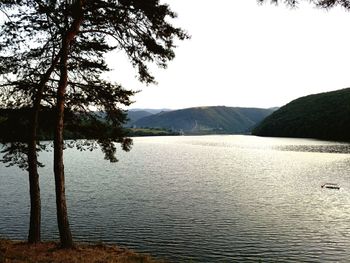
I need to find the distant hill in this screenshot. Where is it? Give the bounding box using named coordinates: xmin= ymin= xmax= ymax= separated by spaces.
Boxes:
xmin=125 ymin=110 xmax=153 ymax=127
xmin=252 ymin=88 xmax=350 ymax=141
xmin=131 ymin=106 xmax=275 ymax=134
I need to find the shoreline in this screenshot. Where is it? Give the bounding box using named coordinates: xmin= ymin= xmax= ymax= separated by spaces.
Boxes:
xmin=0 ymin=239 xmax=164 ymax=263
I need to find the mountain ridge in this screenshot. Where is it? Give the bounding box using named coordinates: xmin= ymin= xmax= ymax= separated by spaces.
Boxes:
xmin=130 ymin=106 xmax=275 ymax=135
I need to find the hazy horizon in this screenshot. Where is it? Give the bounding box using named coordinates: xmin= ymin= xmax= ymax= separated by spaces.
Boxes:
xmin=129 ymin=105 xmax=280 ymax=111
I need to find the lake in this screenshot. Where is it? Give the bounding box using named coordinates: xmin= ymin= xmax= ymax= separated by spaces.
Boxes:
xmin=1 ymin=135 xmax=350 ymax=262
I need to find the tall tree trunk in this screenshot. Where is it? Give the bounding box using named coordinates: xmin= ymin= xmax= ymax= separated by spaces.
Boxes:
xmin=28 ymin=53 xmax=61 ymax=244
xmin=54 ymin=2 xmax=84 ymax=248
xmin=27 ymin=142 xmax=41 ymax=244
xmin=54 ymin=36 xmax=74 ymax=248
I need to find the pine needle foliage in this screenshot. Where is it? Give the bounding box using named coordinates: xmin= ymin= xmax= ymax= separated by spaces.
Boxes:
xmin=0 ymin=0 xmax=189 ymax=164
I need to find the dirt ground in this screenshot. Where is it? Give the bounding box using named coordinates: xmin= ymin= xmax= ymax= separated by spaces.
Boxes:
xmin=0 ymin=239 xmax=164 ymax=263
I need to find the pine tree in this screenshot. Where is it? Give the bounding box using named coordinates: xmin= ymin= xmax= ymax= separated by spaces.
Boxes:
xmin=1 ymin=0 xmax=63 ymax=243
xmin=0 ymin=0 xmax=188 ymax=248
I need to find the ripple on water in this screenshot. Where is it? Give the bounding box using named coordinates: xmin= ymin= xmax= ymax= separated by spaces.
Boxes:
xmin=1 ymin=136 xmax=350 ymax=262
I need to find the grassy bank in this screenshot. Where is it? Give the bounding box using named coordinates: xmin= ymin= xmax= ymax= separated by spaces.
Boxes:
xmin=0 ymin=239 xmax=164 ymax=263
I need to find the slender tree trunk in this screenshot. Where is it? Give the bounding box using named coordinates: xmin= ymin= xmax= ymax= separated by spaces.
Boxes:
xmin=27 ymin=53 xmax=61 ymax=244
xmin=54 ymin=36 xmax=74 ymax=248
xmin=54 ymin=3 xmax=84 ymax=248
xmin=27 ymin=143 xmax=41 ymax=243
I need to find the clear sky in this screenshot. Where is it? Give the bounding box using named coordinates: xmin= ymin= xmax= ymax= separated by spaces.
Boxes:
xmin=106 ymin=1 xmax=350 ymax=110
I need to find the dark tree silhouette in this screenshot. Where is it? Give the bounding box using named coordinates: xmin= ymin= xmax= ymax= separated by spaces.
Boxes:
xmin=258 ymin=0 xmax=350 ymax=9
xmin=0 ymin=0 xmax=188 ymax=248
xmin=1 ymin=0 xmax=63 ymax=243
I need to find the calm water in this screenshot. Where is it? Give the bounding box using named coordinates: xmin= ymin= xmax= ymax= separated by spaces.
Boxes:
xmin=1 ymin=135 xmax=350 ymax=262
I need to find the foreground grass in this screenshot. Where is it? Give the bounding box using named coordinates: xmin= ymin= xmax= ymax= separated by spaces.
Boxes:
xmin=0 ymin=239 xmax=164 ymax=263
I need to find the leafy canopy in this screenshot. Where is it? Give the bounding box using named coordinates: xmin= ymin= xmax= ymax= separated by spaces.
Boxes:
xmin=0 ymin=0 xmax=189 ymax=166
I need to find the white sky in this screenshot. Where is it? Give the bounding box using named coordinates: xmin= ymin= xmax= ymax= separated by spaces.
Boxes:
xmin=2 ymin=1 xmax=347 ymax=110
xmin=105 ymin=1 xmax=350 ymax=110
xmin=3 ymin=1 xmax=350 ymax=110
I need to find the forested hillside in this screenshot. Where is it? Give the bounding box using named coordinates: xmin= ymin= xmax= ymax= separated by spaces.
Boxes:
xmin=0 ymin=108 xmax=177 ymax=141
xmin=131 ymin=106 xmax=275 ymax=134
xmin=252 ymin=88 xmax=350 ymax=141
xmin=0 ymin=108 xmax=118 ymax=141
xmin=125 ymin=110 xmax=153 ymax=126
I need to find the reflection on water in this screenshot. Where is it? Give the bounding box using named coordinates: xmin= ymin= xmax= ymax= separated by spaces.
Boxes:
xmin=276 ymin=144 xmax=350 ymax=154
xmin=1 ymin=135 xmax=350 ymax=262
xmin=180 ymin=135 xmax=350 ymax=153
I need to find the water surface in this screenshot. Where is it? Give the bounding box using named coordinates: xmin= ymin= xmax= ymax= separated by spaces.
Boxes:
xmin=1 ymin=135 xmax=350 ymax=262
